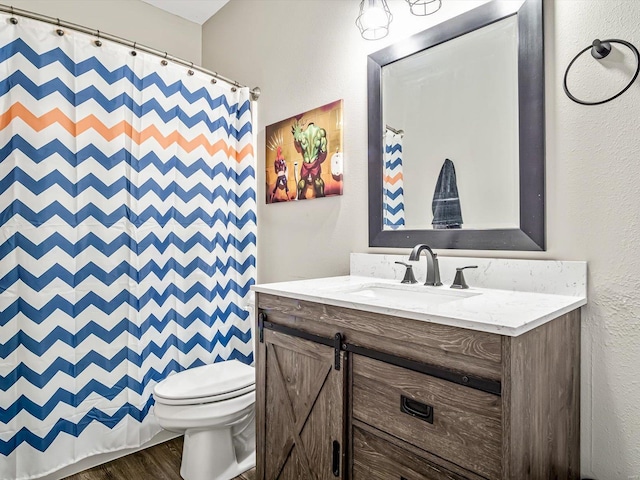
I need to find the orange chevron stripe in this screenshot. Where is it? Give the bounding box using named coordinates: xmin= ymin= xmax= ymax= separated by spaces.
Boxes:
xmin=0 ymin=103 xmax=253 ymax=162
xmin=384 ymin=172 xmax=403 ymax=185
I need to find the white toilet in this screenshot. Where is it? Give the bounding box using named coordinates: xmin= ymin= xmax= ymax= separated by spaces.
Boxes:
xmin=153 ymin=359 xmax=256 ymax=480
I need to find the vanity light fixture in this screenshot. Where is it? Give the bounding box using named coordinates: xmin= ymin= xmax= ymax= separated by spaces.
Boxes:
xmin=405 ymin=0 xmax=442 ymax=16
xmin=356 ymin=0 xmax=393 ymax=40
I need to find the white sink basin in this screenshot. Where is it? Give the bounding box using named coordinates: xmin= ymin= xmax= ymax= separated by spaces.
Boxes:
xmin=324 ymin=283 xmax=480 ymax=306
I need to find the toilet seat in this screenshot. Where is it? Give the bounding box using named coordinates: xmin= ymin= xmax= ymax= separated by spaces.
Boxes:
xmin=154 ymin=383 xmax=255 ymax=406
xmin=154 ymin=360 xmax=255 ymax=406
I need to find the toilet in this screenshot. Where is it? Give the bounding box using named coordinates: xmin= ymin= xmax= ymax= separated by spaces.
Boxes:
xmin=153 ymin=359 xmax=256 ymax=480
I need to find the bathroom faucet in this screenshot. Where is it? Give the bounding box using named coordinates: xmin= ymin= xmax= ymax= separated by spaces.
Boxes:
xmin=408 ymin=244 xmax=442 ymax=286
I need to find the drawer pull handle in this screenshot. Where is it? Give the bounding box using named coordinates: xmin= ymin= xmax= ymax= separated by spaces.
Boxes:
xmin=332 ymin=440 xmax=340 ymax=477
xmin=400 ymin=395 xmax=434 ymax=424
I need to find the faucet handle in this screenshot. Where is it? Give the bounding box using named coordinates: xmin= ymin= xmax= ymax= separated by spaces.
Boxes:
xmin=395 ymin=261 xmax=418 ymax=284
xmin=450 ymin=265 xmax=478 ymax=289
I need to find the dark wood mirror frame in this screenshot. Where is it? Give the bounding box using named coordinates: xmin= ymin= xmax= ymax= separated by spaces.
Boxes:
xmin=368 ymin=0 xmax=545 ymax=251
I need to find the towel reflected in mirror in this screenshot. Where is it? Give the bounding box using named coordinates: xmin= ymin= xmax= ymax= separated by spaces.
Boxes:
xmin=431 ymin=158 xmax=462 ymax=229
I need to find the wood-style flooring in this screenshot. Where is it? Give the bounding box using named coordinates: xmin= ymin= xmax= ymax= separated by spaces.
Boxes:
xmin=63 ymin=437 xmax=255 ymax=480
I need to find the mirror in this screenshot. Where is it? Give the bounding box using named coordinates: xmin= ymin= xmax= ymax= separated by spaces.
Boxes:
xmin=368 ymin=0 xmax=545 ymax=250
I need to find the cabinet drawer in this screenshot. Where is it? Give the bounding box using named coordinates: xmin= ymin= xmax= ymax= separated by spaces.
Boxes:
xmin=352 ymin=355 xmax=502 ymax=479
xmin=353 ymin=427 xmax=469 ymax=480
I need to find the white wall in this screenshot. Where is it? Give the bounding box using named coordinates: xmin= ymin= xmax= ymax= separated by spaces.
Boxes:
xmin=551 ymin=2 xmax=640 ymax=477
xmin=203 ymin=0 xmax=640 ymax=477
xmin=10 ymin=0 xmax=202 ymax=63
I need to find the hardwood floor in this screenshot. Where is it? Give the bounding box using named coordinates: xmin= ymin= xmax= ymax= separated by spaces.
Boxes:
xmin=63 ymin=437 xmax=255 ymax=480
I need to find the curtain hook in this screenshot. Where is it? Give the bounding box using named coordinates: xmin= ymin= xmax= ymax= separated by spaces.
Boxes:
xmin=94 ymin=30 xmax=102 ymax=47
xmin=161 ymin=52 xmax=168 ymax=66
xmin=55 ymin=18 xmax=64 ymax=36
xmin=131 ymin=41 xmax=137 ymax=56
xmin=187 ymin=62 xmax=194 ymax=76
xmin=9 ymin=6 xmax=18 ymax=24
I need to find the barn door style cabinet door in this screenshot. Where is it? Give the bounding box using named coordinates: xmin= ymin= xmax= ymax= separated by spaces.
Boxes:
xmin=255 ymin=311 xmax=346 ymax=480
xmin=255 ymin=292 xmax=581 ymax=480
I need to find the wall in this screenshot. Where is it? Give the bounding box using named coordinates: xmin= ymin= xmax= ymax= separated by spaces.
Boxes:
xmin=550 ymin=2 xmax=640 ymax=477
xmin=203 ymin=0 xmax=640 ymax=478
xmin=10 ymin=0 xmax=202 ymax=63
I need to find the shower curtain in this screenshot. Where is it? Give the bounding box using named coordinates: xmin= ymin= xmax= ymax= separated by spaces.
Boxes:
xmin=0 ymin=14 xmax=255 ymax=480
xmin=383 ymin=129 xmax=405 ymax=229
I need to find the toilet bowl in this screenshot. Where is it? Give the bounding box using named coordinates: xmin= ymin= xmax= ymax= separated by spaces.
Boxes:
xmin=153 ymin=360 xmax=256 ymax=480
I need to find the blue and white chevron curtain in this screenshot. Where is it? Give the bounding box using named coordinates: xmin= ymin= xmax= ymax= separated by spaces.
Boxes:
xmin=0 ymin=14 xmax=256 ymax=480
xmin=383 ymin=129 xmax=405 ymax=229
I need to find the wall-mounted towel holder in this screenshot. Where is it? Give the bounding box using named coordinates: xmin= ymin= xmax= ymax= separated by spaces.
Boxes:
xmin=563 ymin=38 xmax=639 ymax=106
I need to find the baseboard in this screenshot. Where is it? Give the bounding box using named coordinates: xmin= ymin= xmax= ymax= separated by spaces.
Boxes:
xmin=40 ymin=430 xmax=180 ymax=480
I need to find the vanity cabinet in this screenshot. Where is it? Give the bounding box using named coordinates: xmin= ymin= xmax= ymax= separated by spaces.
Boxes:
xmin=255 ymin=293 xmax=580 ymax=480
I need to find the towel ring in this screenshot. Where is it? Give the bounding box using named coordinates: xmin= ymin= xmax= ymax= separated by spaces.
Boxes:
xmin=564 ymin=38 xmax=640 ymax=106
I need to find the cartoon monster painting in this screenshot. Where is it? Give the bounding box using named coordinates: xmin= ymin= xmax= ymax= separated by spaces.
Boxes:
xmin=270 ymin=145 xmax=290 ymax=202
xmin=265 ymin=100 xmax=343 ymax=204
xmin=292 ymin=120 xmax=327 ymax=199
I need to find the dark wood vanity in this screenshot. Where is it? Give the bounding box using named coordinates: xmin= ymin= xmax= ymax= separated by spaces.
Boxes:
xmin=254 ymin=292 xmax=580 ymax=480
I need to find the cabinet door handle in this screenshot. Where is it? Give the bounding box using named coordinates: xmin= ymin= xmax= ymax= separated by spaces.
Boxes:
xmin=400 ymin=395 xmax=434 ymax=424
xmin=332 ymin=440 xmax=340 ymax=477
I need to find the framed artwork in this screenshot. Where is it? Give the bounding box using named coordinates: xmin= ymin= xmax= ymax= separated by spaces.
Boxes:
xmin=265 ymin=100 xmax=343 ymax=203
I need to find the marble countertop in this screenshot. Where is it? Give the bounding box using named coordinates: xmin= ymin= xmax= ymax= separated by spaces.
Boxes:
xmin=251 ymin=275 xmax=587 ymax=336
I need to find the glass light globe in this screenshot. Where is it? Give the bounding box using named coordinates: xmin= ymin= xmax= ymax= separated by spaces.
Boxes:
xmin=361 ymin=6 xmax=388 ymax=30
xmin=356 ymin=0 xmax=392 ymax=40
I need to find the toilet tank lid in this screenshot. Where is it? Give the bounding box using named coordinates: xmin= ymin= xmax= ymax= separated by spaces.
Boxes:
xmin=154 ymin=360 xmax=255 ymax=401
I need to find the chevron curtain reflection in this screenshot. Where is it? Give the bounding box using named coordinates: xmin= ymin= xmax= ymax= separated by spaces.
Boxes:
xmin=383 ymin=130 xmax=405 ymax=230
xmin=0 ymin=14 xmax=256 ymax=480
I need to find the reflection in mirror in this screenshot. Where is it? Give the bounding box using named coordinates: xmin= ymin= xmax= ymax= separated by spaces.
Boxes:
xmin=368 ymin=0 xmax=545 ymax=250
xmin=382 ymin=16 xmax=520 ymax=231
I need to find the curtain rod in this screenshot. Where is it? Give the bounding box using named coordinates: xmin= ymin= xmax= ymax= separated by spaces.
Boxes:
xmin=385 ymin=124 xmax=404 ymax=136
xmin=0 ymin=4 xmax=261 ymax=101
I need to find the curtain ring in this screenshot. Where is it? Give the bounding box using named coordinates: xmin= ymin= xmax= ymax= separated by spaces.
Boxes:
xmin=187 ymin=62 xmax=194 ymax=76
xmin=161 ymin=52 xmax=168 ymax=66
xmin=55 ymin=18 xmax=64 ymax=36
xmin=131 ymin=41 xmax=137 ymax=56
xmin=9 ymin=6 xmax=18 ymax=24
xmin=94 ymin=30 xmax=102 ymax=47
